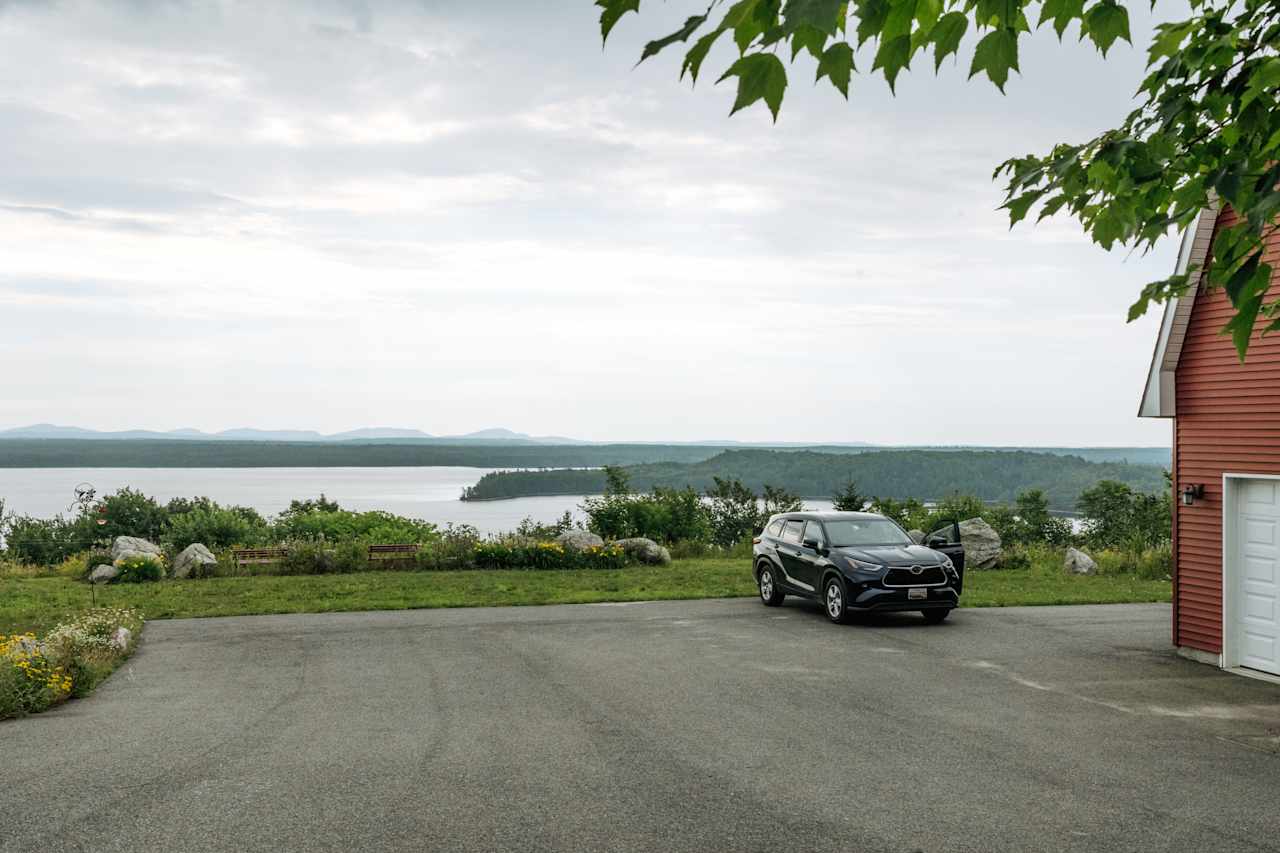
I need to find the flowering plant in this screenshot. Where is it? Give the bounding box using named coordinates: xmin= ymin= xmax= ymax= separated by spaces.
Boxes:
xmin=2 ymin=608 xmax=143 ymax=719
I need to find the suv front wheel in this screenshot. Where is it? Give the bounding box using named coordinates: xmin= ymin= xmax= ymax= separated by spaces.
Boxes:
xmin=757 ymin=562 xmax=785 ymax=606
xmin=824 ymin=577 xmax=849 ymax=624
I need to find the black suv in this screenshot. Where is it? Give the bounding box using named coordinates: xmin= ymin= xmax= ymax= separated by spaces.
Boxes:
xmin=752 ymin=511 xmax=965 ymax=624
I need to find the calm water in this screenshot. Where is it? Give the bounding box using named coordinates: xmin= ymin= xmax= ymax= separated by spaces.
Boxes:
xmin=1 ymin=466 xmax=839 ymax=535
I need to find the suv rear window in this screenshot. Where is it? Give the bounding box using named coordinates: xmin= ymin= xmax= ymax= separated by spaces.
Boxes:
xmin=766 ymin=519 xmax=784 ymax=537
xmin=781 ymin=520 xmax=804 ymax=544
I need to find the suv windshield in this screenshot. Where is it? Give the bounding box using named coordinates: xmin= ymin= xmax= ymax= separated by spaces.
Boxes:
xmin=824 ymin=518 xmax=913 ymax=547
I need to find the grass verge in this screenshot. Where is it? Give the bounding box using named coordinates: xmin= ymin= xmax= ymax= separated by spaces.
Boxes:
xmin=0 ymin=558 xmax=1170 ymax=636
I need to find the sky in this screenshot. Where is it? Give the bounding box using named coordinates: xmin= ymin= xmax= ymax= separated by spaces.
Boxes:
xmin=0 ymin=0 xmax=1184 ymax=446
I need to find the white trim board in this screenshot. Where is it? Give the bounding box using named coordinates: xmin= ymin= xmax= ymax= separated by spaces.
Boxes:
xmin=1138 ymin=205 xmax=1221 ymax=418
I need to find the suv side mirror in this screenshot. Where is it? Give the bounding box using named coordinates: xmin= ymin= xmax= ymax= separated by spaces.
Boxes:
xmin=803 ymin=538 xmax=821 ymax=551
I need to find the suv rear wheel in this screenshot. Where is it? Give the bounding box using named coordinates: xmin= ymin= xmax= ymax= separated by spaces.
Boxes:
xmin=757 ymin=562 xmax=785 ymax=606
xmin=824 ymin=576 xmax=849 ymax=624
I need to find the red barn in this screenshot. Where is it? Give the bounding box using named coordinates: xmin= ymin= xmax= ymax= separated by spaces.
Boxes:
xmin=1140 ymin=205 xmax=1280 ymax=680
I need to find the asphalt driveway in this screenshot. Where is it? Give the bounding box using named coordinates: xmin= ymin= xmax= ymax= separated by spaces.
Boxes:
xmin=4 ymin=599 xmax=1280 ymax=853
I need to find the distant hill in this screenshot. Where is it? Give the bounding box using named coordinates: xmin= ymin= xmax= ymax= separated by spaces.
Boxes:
xmin=0 ymin=424 xmax=1170 ymax=467
xmin=461 ymin=448 xmax=1169 ymax=511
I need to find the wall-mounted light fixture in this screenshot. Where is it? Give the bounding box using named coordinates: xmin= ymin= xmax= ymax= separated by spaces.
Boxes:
xmin=1181 ymin=484 xmax=1205 ymax=506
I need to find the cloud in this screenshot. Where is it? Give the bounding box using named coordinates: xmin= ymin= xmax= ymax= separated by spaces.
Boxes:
xmin=0 ymin=0 xmax=1180 ymax=444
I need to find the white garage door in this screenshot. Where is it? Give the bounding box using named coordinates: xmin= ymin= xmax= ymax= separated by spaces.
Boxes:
xmin=1236 ymin=479 xmax=1280 ymax=676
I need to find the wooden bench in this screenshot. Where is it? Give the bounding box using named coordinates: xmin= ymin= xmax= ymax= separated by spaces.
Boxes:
xmin=367 ymin=543 xmax=421 ymax=567
xmin=232 ymin=547 xmax=290 ymax=571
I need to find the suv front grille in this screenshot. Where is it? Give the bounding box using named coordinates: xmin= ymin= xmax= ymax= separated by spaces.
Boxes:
xmin=883 ymin=565 xmax=947 ymax=587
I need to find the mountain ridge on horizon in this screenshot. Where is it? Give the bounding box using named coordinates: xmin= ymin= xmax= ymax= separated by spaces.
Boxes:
xmin=0 ymin=423 xmax=1171 ymax=453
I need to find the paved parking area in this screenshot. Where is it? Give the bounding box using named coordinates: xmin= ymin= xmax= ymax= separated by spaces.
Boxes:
xmin=4 ymin=599 xmax=1280 ymax=852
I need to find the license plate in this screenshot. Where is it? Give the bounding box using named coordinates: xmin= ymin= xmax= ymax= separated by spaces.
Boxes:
xmin=907 ymin=588 xmax=928 ymax=600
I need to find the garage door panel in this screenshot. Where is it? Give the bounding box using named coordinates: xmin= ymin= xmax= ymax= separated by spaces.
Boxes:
xmin=1244 ymin=518 xmax=1276 ymax=546
xmin=1244 ymin=632 xmax=1277 ymax=671
xmin=1244 ymin=479 xmax=1277 ymax=505
xmin=1244 ymin=555 xmax=1276 ymax=584
xmin=1244 ymin=591 xmax=1276 ymax=622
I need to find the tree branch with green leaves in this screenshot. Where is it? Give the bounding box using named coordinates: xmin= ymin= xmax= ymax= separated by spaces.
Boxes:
xmin=598 ymin=0 xmax=1280 ymax=358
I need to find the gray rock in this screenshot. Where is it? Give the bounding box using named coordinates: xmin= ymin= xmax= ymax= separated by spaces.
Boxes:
xmin=555 ymin=530 xmax=605 ymax=552
xmin=614 ymin=537 xmax=672 ymax=565
xmin=89 ymin=564 xmax=119 ymax=584
xmin=111 ymin=536 xmax=162 ymax=562
xmin=907 ymin=529 xmax=926 ymax=545
xmin=172 ymin=543 xmax=217 ymax=579
xmin=1064 ymin=547 xmax=1097 ymax=575
xmin=110 ymin=627 xmax=133 ymax=651
xmin=959 ymin=518 xmax=1003 ymax=570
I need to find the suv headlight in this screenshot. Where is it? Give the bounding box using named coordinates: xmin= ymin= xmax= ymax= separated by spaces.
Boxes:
xmin=843 ymin=556 xmax=881 ymax=572
xmin=940 ymin=556 xmax=956 ymax=573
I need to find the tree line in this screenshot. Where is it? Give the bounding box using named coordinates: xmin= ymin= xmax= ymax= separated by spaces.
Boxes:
xmin=462 ymin=449 xmax=1167 ymax=509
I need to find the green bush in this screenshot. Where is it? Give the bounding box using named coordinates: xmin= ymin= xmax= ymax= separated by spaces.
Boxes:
xmin=1078 ymin=480 xmax=1172 ymax=551
xmin=3 ymin=515 xmax=79 ymax=565
xmin=514 ymin=513 xmax=577 ymax=540
xmin=113 ymin=554 xmax=164 ymax=583
xmin=472 ymin=541 xmax=629 ymax=570
xmin=77 ymin=548 xmax=113 ymax=578
xmin=272 ymin=508 xmax=438 ymax=544
xmin=164 ymin=504 xmax=269 ymax=552
xmin=1094 ymin=545 xmax=1172 ymax=580
xmin=414 ymin=524 xmax=480 ymax=571
xmin=705 ymin=477 xmax=761 ymax=548
xmin=582 ymin=487 xmax=710 ymax=544
xmin=3 ymin=608 xmax=143 ymax=718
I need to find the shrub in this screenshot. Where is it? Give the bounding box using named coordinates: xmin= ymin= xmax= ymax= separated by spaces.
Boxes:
xmin=1094 ymin=545 xmax=1172 ymax=580
xmin=277 ymin=542 xmax=336 ymax=575
xmin=1078 ymin=480 xmax=1172 ymax=551
xmin=582 ymin=487 xmax=710 ymax=544
xmin=164 ymin=504 xmax=270 ymax=552
xmin=705 ymin=477 xmax=761 ymax=548
xmin=83 ymin=547 xmax=113 ymax=575
xmin=272 ymin=508 xmax=438 ymax=545
xmin=2 ymin=515 xmax=79 ymax=565
xmin=113 ymin=554 xmax=165 ymax=583
xmin=73 ymin=487 xmax=168 ymax=545
xmin=514 ymin=512 xmax=577 ymax=540
xmin=415 ymin=524 xmax=480 ymax=571
xmin=4 ymin=608 xmax=143 ymax=715
xmin=0 ymin=634 xmax=72 ymax=718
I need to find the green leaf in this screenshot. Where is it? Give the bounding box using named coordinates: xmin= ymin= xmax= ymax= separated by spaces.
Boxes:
xmin=1242 ymin=58 xmax=1280 ymax=110
xmin=853 ymin=0 xmax=890 ymax=46
xmin=682 ymin=27 xmax=729 ymax=83
xmin=815 ymin=41 xmax=855 ymax=97
xmin=597 ymin=0 xmax=641 ymax=44
xmin=872 ymin=35 xmax=912 ymax=91
xmin=640 ymin=14 xmax=709 ymax=63
xmin=968 ymin=28 xmax=1019 ymax=91
xmin=1037 ymin=0 xmax=1084 ymax=38
xmin=914 ymin=0 xmax=942 ymax=32
xmin=974 ymin=0 xmax=1018 ymax=28
xmin=717 ymin=52 xmax=789 ymax=120
xmin=1221 ymin=266 xmax=1269 ymax=360
xmin=790 ymin=23 xmax=829 ymax=59
xmin=1083 ymin=2 xmax=1130 ymax=56
xmin=1004 ymin=189 xmax=1046 ymax=225
xmin=882 ymin=0 xmax=919 ymax=41
xmin=930 ymin=12 xmax=967 ymax=70
xmin=782 ymin=0 xmax=845 ymax=34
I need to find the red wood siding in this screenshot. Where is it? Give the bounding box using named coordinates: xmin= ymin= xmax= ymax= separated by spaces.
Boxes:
xmin=1174 ymin=209 xmax=1280 ymax=653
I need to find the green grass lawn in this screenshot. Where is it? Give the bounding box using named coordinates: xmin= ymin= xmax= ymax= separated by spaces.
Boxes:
xmin=0 ymin=559 xmax=1171 ymax=636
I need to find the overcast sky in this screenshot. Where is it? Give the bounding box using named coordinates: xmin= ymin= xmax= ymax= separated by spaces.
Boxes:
xmin=0 ymin=0 xmax=1183 ymax=446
